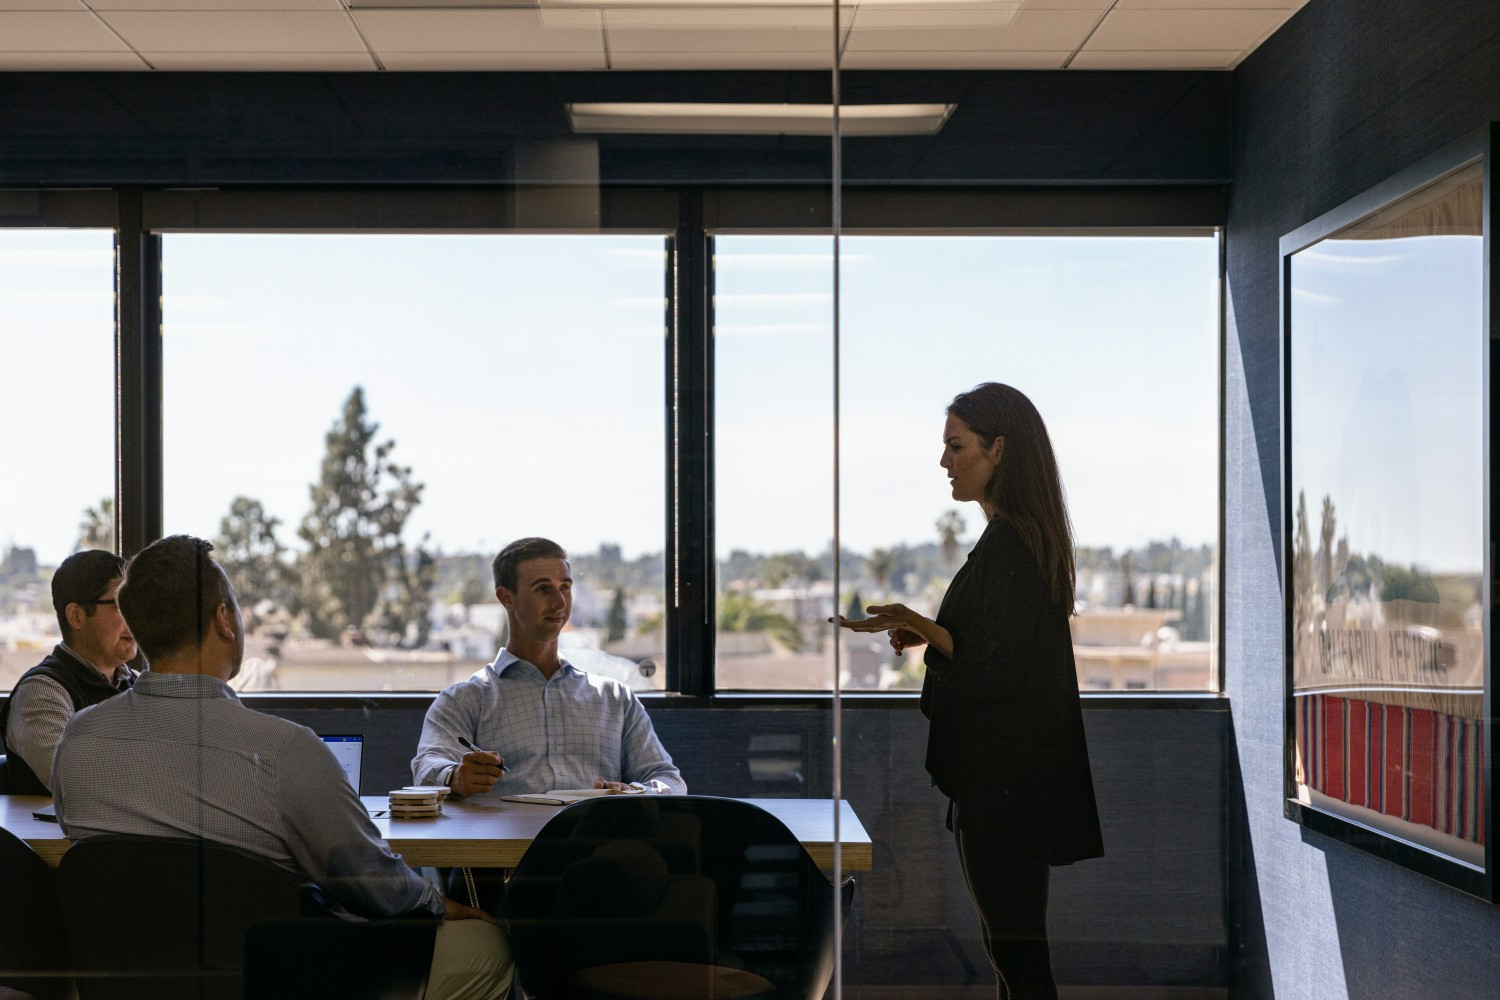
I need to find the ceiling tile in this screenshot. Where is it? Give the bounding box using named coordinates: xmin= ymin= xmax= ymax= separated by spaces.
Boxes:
xmin=0 ymin=12 xmax=130 ymax=49
xmin=378 ymin=50 xmax=607 ymax=69
xmin=98 ymin=11 xmax=366 ymax=51
xmin=1011 ymin=0 xmax=1110 ymax=7
xmin=1086 ymin=8 xmax=1285 ymax=50
xmin=1070 ymin=47 xmax=1238 ymax=68
xmin=840 ymin=48 xmax=1067 ymax=69
xmin=141 ymin=50 xmax=378 ymax=68
xmin=605 ymin=7 xmax=843 ymax=53
xmin=0 ymin=0 xmax=87 ymax=10
xmin=353 ymin=9 xmax=602 ymax=54
xmin=90 ymin=0 xmax=343 ymax=10
xmin=609 ymin=49 xmax=833 ymax=69
xmin=846 ymin=7 xmax=1097 ymax=52
xmin=0 ymin=49 xmax=145 ymax=66
xmin=1111 ymin=1 xmax=1292 ymax=8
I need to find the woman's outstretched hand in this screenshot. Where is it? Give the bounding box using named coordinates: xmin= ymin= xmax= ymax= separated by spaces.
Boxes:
xmin=833 ymin=604 xmax=953 ymax=658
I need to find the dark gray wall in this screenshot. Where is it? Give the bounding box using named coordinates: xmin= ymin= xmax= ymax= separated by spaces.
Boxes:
xmin=0 ymin=70 xmax=1230 ymax=187
xmin=1227 ymin=2 xmax=1500 ymax=998
xmin=249 ymin=696 xmax=1229 ymax=991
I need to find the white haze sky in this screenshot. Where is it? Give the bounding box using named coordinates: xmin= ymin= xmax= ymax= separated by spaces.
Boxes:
xmin=2 ymin=230 xmax=1219 ymax=567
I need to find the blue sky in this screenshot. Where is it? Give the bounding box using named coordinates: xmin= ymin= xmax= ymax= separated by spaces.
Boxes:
xmin=3 ymin=230 xmax=1218 ymax=567
xmin=1290 ymin=234 xmax=1482 ymax=574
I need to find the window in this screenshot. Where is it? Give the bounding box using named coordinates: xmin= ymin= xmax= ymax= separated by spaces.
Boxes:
xmin=0 ymin=229 xmax=116 ymax=691
xmin=160 ymin=233 xmax=669 ymax=693
xmin=714 ymin=233 xmax=1220 ymax=691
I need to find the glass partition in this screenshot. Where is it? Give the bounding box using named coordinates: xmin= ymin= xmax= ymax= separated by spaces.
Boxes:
xmin=0 ymin=228 xmax=116 ymax=691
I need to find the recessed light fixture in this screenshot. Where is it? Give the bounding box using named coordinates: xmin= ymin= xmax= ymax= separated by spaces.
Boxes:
xmin=566 ymin=102 xmax=956 ymax=137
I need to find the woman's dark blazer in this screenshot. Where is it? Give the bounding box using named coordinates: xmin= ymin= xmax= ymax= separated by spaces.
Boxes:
xmin=921 ymin=517 xmax=1104 ymax=865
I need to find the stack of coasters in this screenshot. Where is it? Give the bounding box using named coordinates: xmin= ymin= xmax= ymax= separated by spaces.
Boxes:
xmin=388 ymin=787 xmax=448 ymax=818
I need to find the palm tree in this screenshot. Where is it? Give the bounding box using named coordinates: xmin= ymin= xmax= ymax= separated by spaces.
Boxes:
xmin=866 ymin=547 xmax=897 ymax=597
xmin=718 ymin=591 xmax=803 ymax=651
xmin=77 ymin=498 xmax=114 ymax=552
xmin=936 ymin=510 xmax=966 ymax=567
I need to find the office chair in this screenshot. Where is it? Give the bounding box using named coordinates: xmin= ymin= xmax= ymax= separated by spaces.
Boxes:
xmin=506 ymin=795 xmax=855 ymax=1000
xmin=56 ymin=835 xmax=435 ymax=1000
xmin=0 ymin=826 xmax=73 ymax=1000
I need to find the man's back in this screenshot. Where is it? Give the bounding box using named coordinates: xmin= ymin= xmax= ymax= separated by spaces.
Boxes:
xmin=55 ymin=671 xmax=440 ymax=919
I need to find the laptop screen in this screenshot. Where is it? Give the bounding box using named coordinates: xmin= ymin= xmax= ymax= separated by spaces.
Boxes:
xmin=319 ymin=734 xmax=363 ymax=793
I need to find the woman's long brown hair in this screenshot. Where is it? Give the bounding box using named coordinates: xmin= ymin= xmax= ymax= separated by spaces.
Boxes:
xmin=947 ymin=382 xmax=1076 ymax=611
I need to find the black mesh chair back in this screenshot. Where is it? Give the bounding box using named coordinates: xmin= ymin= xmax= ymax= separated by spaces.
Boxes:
xmin=57 ymin=835 xmax=309 ymax=1000
xmin=57 ymin=835 xmax=435 ymax=1000
xmin=506 ymin=795 xmax=854 ymax=1000
xmin=0 ymin=826 xmax=73 ymax=1000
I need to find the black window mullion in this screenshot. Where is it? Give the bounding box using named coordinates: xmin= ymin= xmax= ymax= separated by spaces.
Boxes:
xmin=116 ymin=189 xmax=162 ymax=558
xmin=667 ymin=190 xmax=714 ymax=696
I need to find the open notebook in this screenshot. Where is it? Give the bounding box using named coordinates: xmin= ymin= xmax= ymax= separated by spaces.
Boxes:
xmin=501 ymin=787 xmax=647 ymax=806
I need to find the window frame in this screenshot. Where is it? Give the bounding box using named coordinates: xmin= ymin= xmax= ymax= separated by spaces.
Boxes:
xmin=3 ymin=183 xmax=1225 ymax=700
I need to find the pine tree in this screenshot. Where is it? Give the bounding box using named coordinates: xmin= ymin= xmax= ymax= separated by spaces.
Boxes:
xmin=296 ymin=387 xmax=424 ymax=639
xmin=606 ymin=588 xmax=629 ymax=644
xmin=215 ymin=496 xmax=292 ymax=617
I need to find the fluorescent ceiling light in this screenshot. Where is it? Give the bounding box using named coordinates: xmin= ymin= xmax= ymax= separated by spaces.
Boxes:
xmin=351 ymin=0 xmax=1016 ymax=7
xmin=567 ymin=102 xmax=955 ymax=137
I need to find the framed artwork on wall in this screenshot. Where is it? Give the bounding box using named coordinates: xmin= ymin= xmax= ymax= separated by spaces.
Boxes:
xmin=1281 ymin=125 xmax=1495 ymax=899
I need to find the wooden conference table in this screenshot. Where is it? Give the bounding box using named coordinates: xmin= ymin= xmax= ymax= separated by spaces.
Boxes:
xmin=1 ymin=794 xmax=873 ymax=872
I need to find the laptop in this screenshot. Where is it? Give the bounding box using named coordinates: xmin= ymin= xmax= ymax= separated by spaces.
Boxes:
xmin=319 ymin=734 xmax=364 ymax=794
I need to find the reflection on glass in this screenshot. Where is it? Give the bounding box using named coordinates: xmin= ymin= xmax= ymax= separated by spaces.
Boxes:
xmin=715 ymin=234 xmax=1220 ymax=692
xmin=162 ymin=234 xmax=668 ymax=693
xmin=1290 ymin=161 xmax=1485 ymax=865
xmin=0 ymin=229 xmax=116 ymax=691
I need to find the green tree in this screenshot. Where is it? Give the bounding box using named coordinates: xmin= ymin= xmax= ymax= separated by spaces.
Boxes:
xmin=1120 ymin=552 xmax=1135 ymax=607
xmin=453 ymin=573 xmax=489 ymax=626
xmin=718 ymin=591 xmax=802 ymax=651
xmin=380 ymin=540 xmax=436 ymax=647
xmin=297 ymin=387 xmax=425 ymax=639
xmin=1319 ymin=495 xmax=1337 ymax=598
xmin=936 ymin=510 xmax=966 ymax=567
xmin=845 ymin=589 xmax=864 ymax=621
xmin=215 ymin=496 xmax=292 ymax=617
xmin=606 ymin=588 xmax=629 ymax=643
xmin=1294 ymin=490 xmax=1313 ymax=627
xmin=1145 ymin=579 xmax=1158 ymax=609
xmin=866 ymin=547 xmax=896 ymax=596
xmin=77 ymin=497 xmax=114 ymax=552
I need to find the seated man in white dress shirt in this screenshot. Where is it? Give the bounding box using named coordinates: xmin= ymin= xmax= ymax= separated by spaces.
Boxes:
xmin=411 ymin=536 xmax=684 ymax=799
xmin=53 ymin=535 xmax=512 ymax=1000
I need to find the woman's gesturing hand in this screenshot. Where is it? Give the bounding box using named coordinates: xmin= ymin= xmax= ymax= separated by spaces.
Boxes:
xmin=833 ymin=604 xmax=954 ymax=658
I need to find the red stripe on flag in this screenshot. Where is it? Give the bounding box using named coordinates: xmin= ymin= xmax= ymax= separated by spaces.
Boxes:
xmin=1322 ymin=696 xmax=1346 ymax=799
xmin=1347 ymin=701 xmax=1368 ymax=808
xmin=1408 ymin=709 xmax=1437 ymax=828
xmin=1383 ymin=707 xmax=1405 ymax=818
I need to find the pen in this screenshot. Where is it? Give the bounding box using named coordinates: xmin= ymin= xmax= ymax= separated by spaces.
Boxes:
xmin=457 ymin=735 xmax=511 ymax=772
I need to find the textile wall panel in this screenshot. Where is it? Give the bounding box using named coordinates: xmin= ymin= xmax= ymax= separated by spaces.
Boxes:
xmin=1228 ymin=1 xmax=1500 ymax=997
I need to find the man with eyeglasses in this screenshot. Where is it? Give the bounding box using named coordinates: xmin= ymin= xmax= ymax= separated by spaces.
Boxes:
xmin=1 ymin=549 xmax=138 ymax=794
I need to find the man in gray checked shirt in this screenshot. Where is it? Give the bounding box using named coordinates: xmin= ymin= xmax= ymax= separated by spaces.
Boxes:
xmin=411 ymin=536 xmax=685 ymax=799
xmin=54 ymin=535 xmax=513 ymax=1000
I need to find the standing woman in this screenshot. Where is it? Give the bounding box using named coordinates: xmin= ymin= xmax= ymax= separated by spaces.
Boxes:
xmin=838 ymin=382 xmax=1103 ymax=1000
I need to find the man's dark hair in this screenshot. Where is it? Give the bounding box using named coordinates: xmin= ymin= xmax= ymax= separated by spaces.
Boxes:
xmin=117 ymin=535 xmax=237 ymax=663
xmin=492 ymin=537 xmax=568 ymax=592
xmin=52 ymin=549 xmax=126 ymax=641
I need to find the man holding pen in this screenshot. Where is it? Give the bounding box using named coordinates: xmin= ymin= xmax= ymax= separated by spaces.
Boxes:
xmin=411 ymin=536 xmax=685 ymax=798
